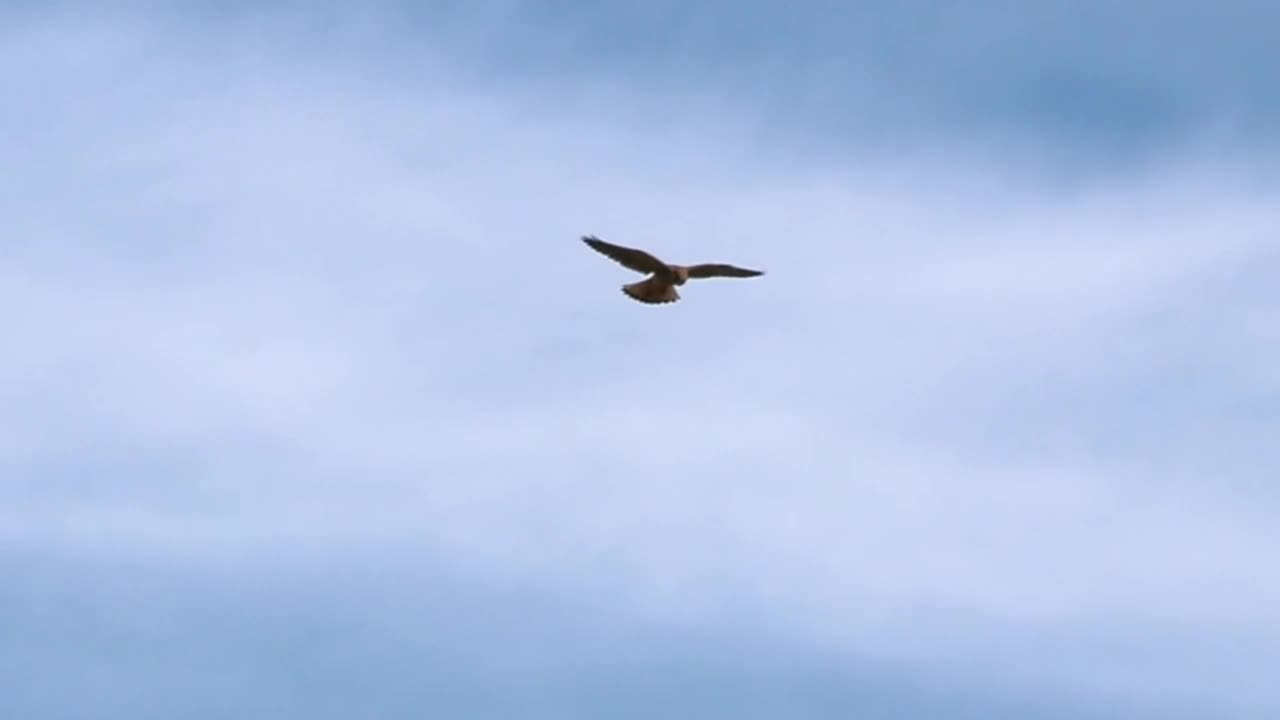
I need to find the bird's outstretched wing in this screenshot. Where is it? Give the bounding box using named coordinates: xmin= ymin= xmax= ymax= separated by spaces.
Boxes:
xmin=685 ymin=263 xmax=765 ymax=279
xmin=582 ymin=235 xmax=668 ymax=275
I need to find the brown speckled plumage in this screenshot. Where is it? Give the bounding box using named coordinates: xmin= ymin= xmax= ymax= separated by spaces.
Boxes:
xmin=582 ymin=235 xmax=764 ymax=305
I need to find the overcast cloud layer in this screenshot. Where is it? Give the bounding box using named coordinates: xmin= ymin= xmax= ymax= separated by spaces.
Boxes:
xmin=3 ymin=4 xmax=1279 ymax=719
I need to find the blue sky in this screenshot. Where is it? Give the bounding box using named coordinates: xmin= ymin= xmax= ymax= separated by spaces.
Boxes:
xmin=2 ymin=2 xmax=1278 ymax=718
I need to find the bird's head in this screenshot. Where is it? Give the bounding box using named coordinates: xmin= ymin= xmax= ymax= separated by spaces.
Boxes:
xmin=670 ymin=267 xmax=689 ymax=285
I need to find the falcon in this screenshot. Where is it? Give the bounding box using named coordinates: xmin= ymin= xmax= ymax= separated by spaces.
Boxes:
xmin=581 ymin=235 xmax=765 ymax=305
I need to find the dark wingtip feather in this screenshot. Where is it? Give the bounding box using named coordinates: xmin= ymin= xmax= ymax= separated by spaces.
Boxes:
xmin=582 ymin=235 xmax=611 ymax=254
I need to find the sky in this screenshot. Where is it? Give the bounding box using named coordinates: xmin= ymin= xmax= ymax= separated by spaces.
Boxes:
xmin=2 ymin=2 xmax=1278 ymax=718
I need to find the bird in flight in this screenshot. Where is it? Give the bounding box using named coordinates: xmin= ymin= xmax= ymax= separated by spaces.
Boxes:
xmin=581 ymin=235 xmax=765 ymax=305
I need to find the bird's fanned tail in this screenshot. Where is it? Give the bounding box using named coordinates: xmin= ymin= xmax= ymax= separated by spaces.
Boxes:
xmin=622 ymin=277 xmax=680 ymax=304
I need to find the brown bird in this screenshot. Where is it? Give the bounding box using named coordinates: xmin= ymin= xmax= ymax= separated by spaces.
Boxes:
xmin=582 ymin=235 xmax=765 ymax=305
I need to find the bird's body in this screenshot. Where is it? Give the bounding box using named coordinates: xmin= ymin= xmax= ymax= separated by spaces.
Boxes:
xmin=581 ymin=235 xmax=764 ymax=305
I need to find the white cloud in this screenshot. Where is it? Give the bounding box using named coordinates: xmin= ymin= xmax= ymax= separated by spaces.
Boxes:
xmin=2 ymin=10 xmax=1279 ymax=715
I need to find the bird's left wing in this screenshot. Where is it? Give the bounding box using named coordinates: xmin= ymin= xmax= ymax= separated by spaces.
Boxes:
xmin=582 ymin=235 xmax=668 ymax=275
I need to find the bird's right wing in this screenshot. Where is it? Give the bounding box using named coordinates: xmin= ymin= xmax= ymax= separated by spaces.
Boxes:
xmin=685 ymin=263 xmax=765 ymax=279
xmin=582 ymin=235 xmax=668 ymax=275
